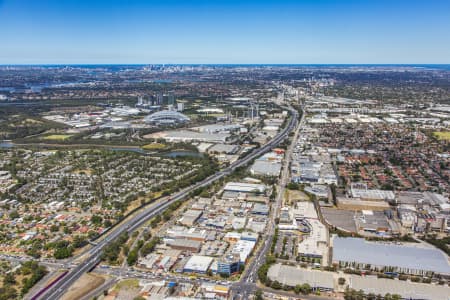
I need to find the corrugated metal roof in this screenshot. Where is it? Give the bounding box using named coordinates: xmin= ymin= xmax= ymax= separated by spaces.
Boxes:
xmin=333 ymin=237 xmax=450 ymax=275
xmin=267 ymin=264 xmax=334 ymax=289
xmin=351 ymin=275 xmax=450 ymax=300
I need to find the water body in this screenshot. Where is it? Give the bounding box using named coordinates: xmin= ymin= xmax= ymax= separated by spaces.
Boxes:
xmin=153 ymin=79 xmax=173 ymax=83
xmin=0 ymin=141 xmax=14 ymax=148
xmin=107 ymin=147 xmax=147 ymax=154
xmin=163 ymin=150 xmax=203 ymax=158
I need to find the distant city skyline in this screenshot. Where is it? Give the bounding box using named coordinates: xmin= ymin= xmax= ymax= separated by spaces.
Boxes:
xmin=1 ymin=0 xmax=449 ymax=64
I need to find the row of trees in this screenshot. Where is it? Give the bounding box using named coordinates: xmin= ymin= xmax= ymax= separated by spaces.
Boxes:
xmin=101 ymin=232 xmax=129 ymax=264
xmin=344 ymin=288 xmax=401 ymax=300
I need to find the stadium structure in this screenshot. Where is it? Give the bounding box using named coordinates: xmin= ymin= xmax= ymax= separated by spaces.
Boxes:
xmin=144 ymin=110 xmax=190 ymax=125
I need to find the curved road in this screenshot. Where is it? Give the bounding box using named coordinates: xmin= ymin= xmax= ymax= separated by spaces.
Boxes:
xmin=34 ymin=106 xmax=298 ymax=300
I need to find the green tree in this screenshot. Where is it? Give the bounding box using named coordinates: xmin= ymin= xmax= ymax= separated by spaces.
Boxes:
xmin=91 ymin=215 xmax=103 ymax=225
xmin=103 ymin=219 xmax=113 ymax=228
xmin=255 ymin=289 xmax=264 ymax=300
xmin=300 ymin=283 xmax=311 ymax=294
xmin=127 ymin=249 xmax=138 ymax=266
xmin=9 ymin=210 xmax=19 ymax=219
xmin=271 ymin=280 xmax=282 ymax=290
xmin=3 ymin=273 xmax=16 ymax=285
xmin=54 ymin=246 xmax=73 ymax=259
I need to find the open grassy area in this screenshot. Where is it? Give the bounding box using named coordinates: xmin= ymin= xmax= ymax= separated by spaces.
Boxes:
xmin=284 ymin=189 xmax=309 ymax=205
xmin=42 ymin=134 xmax=73 ymax=141
xmin=434 ymin=131 xmax=450 ymax=141
xmin=114 ymin=278 xmax=139 ymax=290
xmin=72 ymin=168 xmax=94 ymax=175
xmin=141 ymin=142 xmax=167 ymax=150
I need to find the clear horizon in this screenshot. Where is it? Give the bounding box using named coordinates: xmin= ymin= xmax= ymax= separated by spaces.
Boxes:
xmin=1 ymin=64 xmax=450 ymax=66
xmin=1 ymin=0 xmax=450 ymax=64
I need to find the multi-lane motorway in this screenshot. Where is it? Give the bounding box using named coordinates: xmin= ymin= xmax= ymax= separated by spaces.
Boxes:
xmin=33 ymin=106 xmax=298 ymax=300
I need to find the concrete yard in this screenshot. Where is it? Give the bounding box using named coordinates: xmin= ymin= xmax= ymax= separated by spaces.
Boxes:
xmin=321 ymin=208 xmax=357 ymax=232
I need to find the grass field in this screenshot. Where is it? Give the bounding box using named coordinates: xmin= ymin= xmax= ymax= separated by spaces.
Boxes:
xmin=141 ymin=142 xmax=167 ymax=150
xmin=113 ymin=278 xmax=139 ymax=291
xmin=42 ymin=134 xmax=73 ymax=141
xmin=434 ymin=131 xmax=450 ymax=141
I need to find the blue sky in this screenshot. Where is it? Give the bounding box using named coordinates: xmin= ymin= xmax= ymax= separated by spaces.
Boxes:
xmin=0 ymin=0 xmax=449 ymax=64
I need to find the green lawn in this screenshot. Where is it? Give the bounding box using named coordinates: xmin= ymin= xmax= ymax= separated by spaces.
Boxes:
xmin=141 ymin=143 xmax=167 ymax=150
xmin=42 ymin=134 xmax=73 ymax=141
xmin=434 ymin=131 xmax=450 ymax=141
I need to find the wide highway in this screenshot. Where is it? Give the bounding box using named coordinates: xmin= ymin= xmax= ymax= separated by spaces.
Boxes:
xmin=34 ymin=106 xmax=298 ymax=300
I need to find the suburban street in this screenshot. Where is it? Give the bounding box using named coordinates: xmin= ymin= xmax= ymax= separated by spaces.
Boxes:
xmin=231 ymin=104 xmax=305 ymax=300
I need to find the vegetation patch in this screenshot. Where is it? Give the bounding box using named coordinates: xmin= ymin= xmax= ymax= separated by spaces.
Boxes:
xmin=0 ymin=260 xmax=48 ymax=299
xmin=114 ymin=278 xmax=139 ymax=290
xmin=434 ymin=131 xmax=450 ymax=141
xmin=141 ymin=143 xmax=167 ymax=150
xmin=42 ymin=134 xmax=73 ymax=141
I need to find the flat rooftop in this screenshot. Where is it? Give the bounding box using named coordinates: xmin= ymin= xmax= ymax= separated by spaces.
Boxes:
xmin=350 ymin=275 xmax=450 ymax=300
xmin=268 ymin=264 xmax=334 ymax=289
xmin=224 ymin=182 xmax=266 ymax=193
xmin=321 ymin=208 xmax=357 ymax=232
xmin=333 ymin=237 xmax=450 ymax=275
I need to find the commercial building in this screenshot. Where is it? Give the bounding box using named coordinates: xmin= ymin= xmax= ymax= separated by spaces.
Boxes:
xmin=349 ymin=183 xmax=395 ymax=201
xmin=350 ymin=275 xmax=450 ymax=300
xmin=241 ymin=231 xmax=258 ymax=242
xmin=165 ymin=226 xmax=208 ymax=242
xmin=207 ymin=144 xmax=239 ymax=154
xmin=336 ymin=197 xmax=390 ymax=211
xmin=267 ymin=264 xmax=334 ymax=291
xmin=166 ymin=239 xmax=202 ymax=252
xmin=192 ymin=124 xmax=242 ymax=134
xmin=332 ymin=237 xmax=450 ymax=276
xmin=304 ymin=184 xmax=329 ymax=199
xmin=294 ymin=202 xmax=329 ymax=264
xmin=150 ymin=130 xmax=229 ymax=143
xmin=251 ymin=203 xmax=270 ymax=215
xmin=197 ymin=108 xmax=224 ymax=114
xmin=297 ymin=219 xmax=328 ymax=263
xmin=250 ymin=160 xmax=282 ymax=177
xmin=217 ymin=254 xmax=241 ymax=276
xmin=230 ymin=240 xmax=256 ymax=263
xmin=179 ymin=210 xmax=203 ymax=226
xmin=354 ymin=210 xmax=394 ymax=236
xmin=183 ymin=255 xmax=214 ymax=274
xmin=226 ymin=97 xmax=252 ymax=104
xmin=223 ymin=182 xmax=266 ymax=194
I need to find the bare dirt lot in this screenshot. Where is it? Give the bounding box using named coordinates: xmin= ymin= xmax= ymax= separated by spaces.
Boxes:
xmin=61 ymin=273 xmax=106 ymax=300
xmin=284 ymin=189 xmax=309 ymax=205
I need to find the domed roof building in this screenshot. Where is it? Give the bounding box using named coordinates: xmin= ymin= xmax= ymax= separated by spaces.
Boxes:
xmin=144 ymin=110 xmax=190 ymax=125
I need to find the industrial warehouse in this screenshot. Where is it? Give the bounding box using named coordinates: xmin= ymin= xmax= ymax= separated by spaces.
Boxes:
xmin=332 ymin=237 xmax=450 ymax=276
